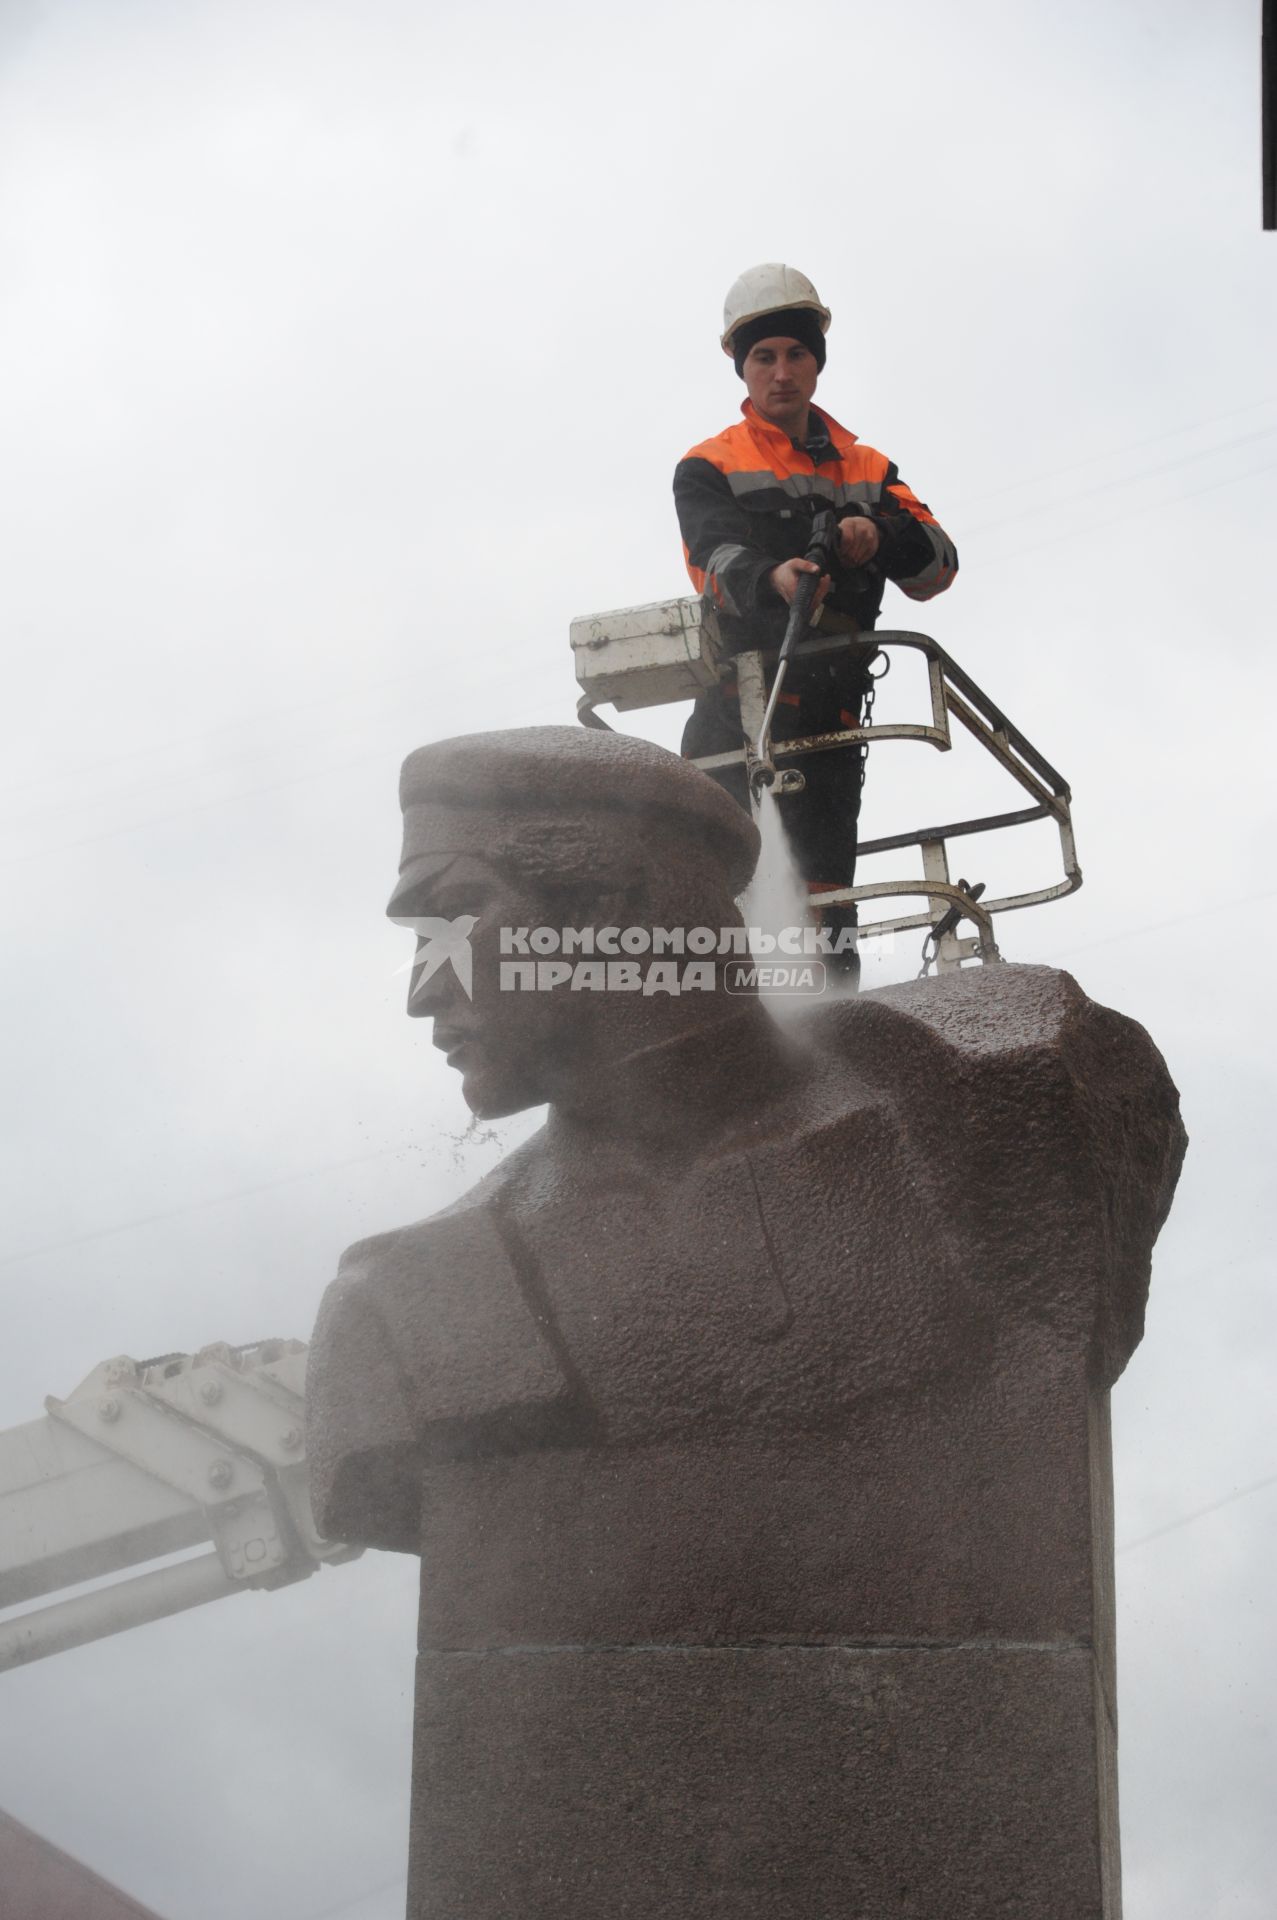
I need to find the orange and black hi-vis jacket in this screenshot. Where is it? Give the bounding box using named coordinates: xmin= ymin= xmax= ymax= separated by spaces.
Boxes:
xmin=674 ymin=399 xmax=958 ymax=640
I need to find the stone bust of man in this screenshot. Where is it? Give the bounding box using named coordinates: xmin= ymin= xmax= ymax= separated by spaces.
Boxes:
xmin=307 ymin=724 xmax=1185 ymax=1920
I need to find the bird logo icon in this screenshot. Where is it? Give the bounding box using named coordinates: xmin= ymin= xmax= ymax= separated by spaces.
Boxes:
xmin=389 ymin=915 xmax=479 ymax=1000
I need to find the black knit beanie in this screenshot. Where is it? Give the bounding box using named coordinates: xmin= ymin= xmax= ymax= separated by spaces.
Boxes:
xmin=731 ymin=306 xmax=827 ymax=376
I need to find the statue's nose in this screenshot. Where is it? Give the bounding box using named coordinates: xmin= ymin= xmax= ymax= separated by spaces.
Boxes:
xmin=407 ymin=939 xmax=449 ymax=1017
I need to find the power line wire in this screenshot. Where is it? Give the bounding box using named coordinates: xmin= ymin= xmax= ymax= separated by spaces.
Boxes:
xmin=3 ymin=883 xmax=1274 ymax=1270
xmin=297 ymin=1872 xmax=407 ymax=1920
xmin=1 ymin=402 xmax=1270 ymax=877
xmin=0 ymin=1145 xmax=407 ymax=1270
xmin=1 ymin=690 xmax=430 ymax=830
xmin=962 ymin=423 xmax=1277 ymax=537
xmin=7 ymin=398 xmax=1276 ymax=838
xmin=11 ymin=432 xmax=1272 ymax=869
xmin=1051 ymin=886 xmax=1277 ymax=961
xmin=982 ymin=456 xmax=1277 ymax=570
xmin=955 ymin=393 xmax=1277 ymax=510
xmin=0 ymin=668 xmax=427 ymax=801
xmin=1118 ymin=1470 xmax=1277 ymax=1553
xmin=0 ymin=747 xmax=384 ymax=872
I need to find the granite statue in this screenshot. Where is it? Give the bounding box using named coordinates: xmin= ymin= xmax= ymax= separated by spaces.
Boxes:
xmin=308 ymin=725 xmax=1186 ymax=1919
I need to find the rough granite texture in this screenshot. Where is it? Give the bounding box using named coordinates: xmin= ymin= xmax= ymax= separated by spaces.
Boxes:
xmin=307 ymin=726 xmax=1186 ymax=1919
xmin=409 ymin=1647 xmax=1111 ymax=1920
xmin=309 ymin=966 xmax=1184 ymax=1918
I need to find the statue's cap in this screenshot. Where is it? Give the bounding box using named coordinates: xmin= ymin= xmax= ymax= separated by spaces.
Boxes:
xmin=390 ymin=725 xmax=759 ymax=911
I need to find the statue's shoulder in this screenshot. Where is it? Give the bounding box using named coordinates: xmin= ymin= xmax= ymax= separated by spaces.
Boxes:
xmin=334 ymin=1172 xmax=566 ymax=1418
xmin=307 ymin=1140 xmax=571 ymax=1551
xmin=810 ymin=960 xmax=1084 ymax=1055
xmin=801 ymin=964 xmax=1186 ymax=1383
xmin=787 ymin=965 xmax=1100 ymax=1125
xmin=813 ymin=961 xmax=1174 ymax=1083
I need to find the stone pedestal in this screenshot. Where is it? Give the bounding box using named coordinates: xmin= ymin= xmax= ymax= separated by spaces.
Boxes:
xmin=415 ymin=1649 xmax=1108 ymax=1919
xmin=409 ymin=1376 xmax=1120 ymax=1917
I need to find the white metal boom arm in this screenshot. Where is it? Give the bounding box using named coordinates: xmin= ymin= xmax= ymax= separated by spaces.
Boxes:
xmin=0 ymin=1340 xmax=358 ymax=1672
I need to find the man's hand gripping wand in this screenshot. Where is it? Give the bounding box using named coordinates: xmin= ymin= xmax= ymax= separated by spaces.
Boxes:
xmin=749 ymin=507 xmax=840 ymax=799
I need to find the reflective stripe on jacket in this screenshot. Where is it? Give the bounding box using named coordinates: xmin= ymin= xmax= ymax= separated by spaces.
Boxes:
xmin=674 ymin=399 xmax=958 ymax=632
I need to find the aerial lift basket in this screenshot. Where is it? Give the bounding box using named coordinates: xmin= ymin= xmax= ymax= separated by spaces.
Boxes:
xmin=571 ymin=596 xmax=1081 ymax=974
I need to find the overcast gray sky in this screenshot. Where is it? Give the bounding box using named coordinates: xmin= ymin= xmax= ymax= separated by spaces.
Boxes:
xmin=1 ymin=1 xmax=1274 ymax=1915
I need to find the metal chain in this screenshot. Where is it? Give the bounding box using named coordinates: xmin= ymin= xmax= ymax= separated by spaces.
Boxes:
xmin=858 ymin=649 xmax=883 ymax=791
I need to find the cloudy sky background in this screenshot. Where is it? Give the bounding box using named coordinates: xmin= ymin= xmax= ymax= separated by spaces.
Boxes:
xmin=1 ymin=0 xmax=1274 ymax=1914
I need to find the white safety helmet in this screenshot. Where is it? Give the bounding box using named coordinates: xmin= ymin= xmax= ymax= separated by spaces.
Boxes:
xmin=720 ymin=263 xmax=832 ymax=357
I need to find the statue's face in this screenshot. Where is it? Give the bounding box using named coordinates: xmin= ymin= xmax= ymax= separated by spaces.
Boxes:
xmin=391 ymin=851 xmax=590 ymax=1119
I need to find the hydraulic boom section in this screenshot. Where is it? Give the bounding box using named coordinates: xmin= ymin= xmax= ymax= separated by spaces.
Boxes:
xmin=0 ymin=1339 xmax=359 ymax=1672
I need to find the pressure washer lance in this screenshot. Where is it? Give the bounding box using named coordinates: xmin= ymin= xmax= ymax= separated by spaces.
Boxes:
xmin=751 ymin=506 xmax=841 ymax=795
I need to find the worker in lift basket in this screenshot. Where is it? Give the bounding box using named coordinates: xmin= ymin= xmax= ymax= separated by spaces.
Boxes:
xmin=674 ymin=263 xmax=959 ymax=979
